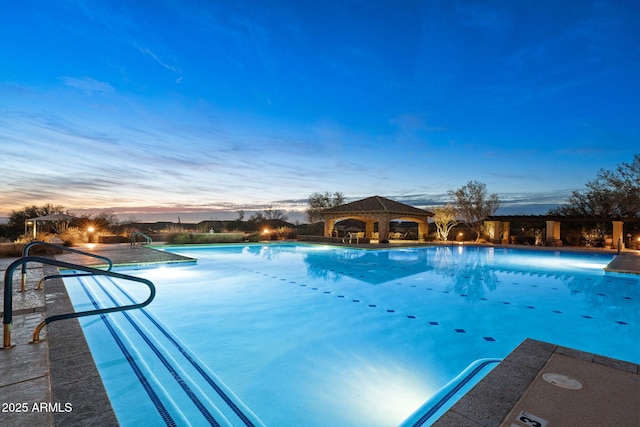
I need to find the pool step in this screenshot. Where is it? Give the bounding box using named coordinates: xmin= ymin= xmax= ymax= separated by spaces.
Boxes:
xmin=68 ymin=273 xmax=264 ymax=427
xmin=398 ymin=358 xmax=502 ymax=427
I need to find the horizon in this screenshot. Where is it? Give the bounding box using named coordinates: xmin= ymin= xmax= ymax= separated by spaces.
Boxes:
xmin=0 ymin=190 xmax=569 ymax=224
xmin=2 ymin=2 xmax=638 ymax=217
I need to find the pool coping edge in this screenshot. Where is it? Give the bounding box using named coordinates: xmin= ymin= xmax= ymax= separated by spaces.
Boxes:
xmin=431 ymin=338 xmax=640 ymax=426
xmin=44 ymin=264 xmax=119 ymax=426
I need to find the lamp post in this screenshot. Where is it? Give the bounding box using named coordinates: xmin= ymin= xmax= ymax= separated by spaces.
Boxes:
xmin=87 ymin=226 xmax=95 ymax=243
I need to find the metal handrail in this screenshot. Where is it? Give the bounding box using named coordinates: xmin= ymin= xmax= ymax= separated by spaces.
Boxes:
xmin=21 ymin=241 xmax=113 ymax=291
xmin=3 ymin=256 xmax=155 ymax=348
xmin=130 ymin=231 xmax=152 ymax=247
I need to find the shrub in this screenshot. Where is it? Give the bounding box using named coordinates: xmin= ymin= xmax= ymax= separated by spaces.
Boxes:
xmin=276 ymin=227 xmax=297 ymax=240
xmin=0 ymin=243 xmax=23 ymax=257
xmin=60 ymin=227 xmax=87 ymax=245
xmin=245 ymin=233 xmax=261 ymax=242
xmin=165 ymin=233 xmax=245 ymax=244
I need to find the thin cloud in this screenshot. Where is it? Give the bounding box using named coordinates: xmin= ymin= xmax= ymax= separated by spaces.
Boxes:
xmin=135 ymin=44 xmax=180 ymax=74
xmin=389 ymin=113 xmax=448 ymax=134
xmin=59 ymin=76 xmax=114 ymax=94
xmin=454 ymin=3 xmax=512 ymax=34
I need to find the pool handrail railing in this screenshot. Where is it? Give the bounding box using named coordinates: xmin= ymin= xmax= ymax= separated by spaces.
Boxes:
xmin=20 ymin=241 xmax=113 ymax=291
xmin=130 ymin=231 xmax=152 ymax=247
xmin=3 ymin=256 xmax=156 ymax=348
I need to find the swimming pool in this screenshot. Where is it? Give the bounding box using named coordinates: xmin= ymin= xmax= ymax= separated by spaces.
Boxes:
xmin=63 ymin=244 xmax=639 ymax=426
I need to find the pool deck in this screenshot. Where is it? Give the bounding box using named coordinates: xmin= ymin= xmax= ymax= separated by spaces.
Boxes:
xmin=1 ymin=243 xmax=639 ymax=426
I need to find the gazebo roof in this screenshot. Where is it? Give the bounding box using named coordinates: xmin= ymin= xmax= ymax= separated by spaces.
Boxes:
xmin=29 ymin=213 xmax=76 ymax=221
xmin=321 ymin=195 xmax=433 ymax=217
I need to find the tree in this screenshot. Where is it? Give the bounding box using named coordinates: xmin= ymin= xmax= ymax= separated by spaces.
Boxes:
xmin=250 ymin=206 xmax=288 ymax=222
xmin=549 ymin=154 xmax=640 ymax=218
xmin=262 ymin=206 xmax=288 ymax=221
xmin=432 ymin=204 xmax=459 ymax=241
xmin=93 ymin=210 xmax=120 ymax=230
xmin=306 ymin=192 xmax=345 ymax=223
xmin=449 ymin=181 xmax=500 ymax=242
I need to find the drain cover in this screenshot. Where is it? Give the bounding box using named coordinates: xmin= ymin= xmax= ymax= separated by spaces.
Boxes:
xmin=542 ymin=373 xmax=583 ymax=389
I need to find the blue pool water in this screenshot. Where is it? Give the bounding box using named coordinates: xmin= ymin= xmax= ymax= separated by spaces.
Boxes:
xmin=63 ymin=244 xmax=639 ymax=426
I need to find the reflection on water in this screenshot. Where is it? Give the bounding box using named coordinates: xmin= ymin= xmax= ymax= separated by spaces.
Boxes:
xmin=431 ymin=247 xmax=499 ymax=300
xmin=175 ymin=243 xmax=638 ymax=343
xmin=303 ymin=248 xmax=433 ymax=285
xmin=295 ymin=245 xmax=635 ymax=307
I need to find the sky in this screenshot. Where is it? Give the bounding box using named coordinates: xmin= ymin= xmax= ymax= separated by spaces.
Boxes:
xmin=1 ymin=0 xmax=639 ymax=222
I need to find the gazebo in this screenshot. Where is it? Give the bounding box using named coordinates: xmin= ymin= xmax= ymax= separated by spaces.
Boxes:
xmin=320 ymin=195 xmax=434 ymax=242
xmin=25 ymin=213 xmax=76 ymax=238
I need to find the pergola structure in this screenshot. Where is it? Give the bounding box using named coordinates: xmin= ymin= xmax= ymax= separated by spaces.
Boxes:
xmin=320 ymin=195 xmax=434 ymax=242
xmin=485 ymin=215 xmax=638 ymax=249
xmin=25 ymin=213 xmax=76 ymax=238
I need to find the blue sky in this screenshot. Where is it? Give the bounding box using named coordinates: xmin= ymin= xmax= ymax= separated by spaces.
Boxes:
xmin=1 ymin=1 xmax=638 ymax=221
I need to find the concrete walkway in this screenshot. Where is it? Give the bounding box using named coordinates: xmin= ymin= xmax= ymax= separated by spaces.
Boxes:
xmin=1 ymin=243 xmax=639 ymax=426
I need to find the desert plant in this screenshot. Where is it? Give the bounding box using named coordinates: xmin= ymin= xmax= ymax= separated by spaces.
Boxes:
xmin=0 ymin=243 xmax=24 ymax=257
xmin=449 ymin=181 xmax=500 ymax=242
xmin=59 ymin=227 xmax=87 ymax=245
xmin=245 ymin=233 xmax=261 ymax=242
xmin=276 ymin=227 xmax=297 ymax=240
xmin=432 ymin=204 xmax=459 ymax=241
xmin=581 ymin=224 xmax=608 ymax=247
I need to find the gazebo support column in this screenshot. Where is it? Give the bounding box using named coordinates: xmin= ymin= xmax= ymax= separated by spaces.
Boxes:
xmin=546 ymin=221 xmax=561 ymax=245
xmin=502 ymin=221 xmax=511 ymax=244
xmin=484 ymin=220 xmax=501 ymax=243
xmin=612 ymin=220 xmax=624 ymax=249
xmin=324 ymin=218 xmax=336 ymax=238
xmin=378 ymin=216 xmax=390 ymax=242
xmin=365 ymin=219 xmax=375 ymax=239
xmin=418 ymin=221 xmax=428 ymax=242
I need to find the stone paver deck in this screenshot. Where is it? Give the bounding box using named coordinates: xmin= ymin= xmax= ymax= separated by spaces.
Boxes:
xmin=604 ymin=250 xmax=640 ymax=274
xmin=1 ymin=243 xmax=639 ymax=426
